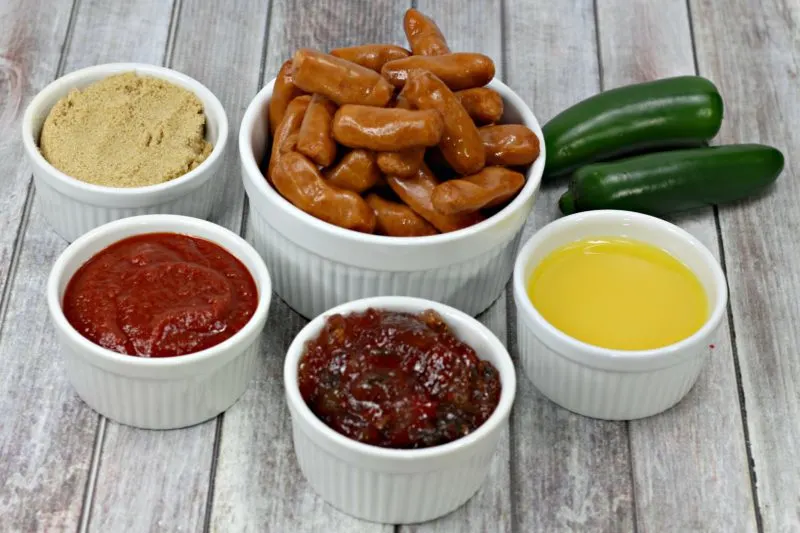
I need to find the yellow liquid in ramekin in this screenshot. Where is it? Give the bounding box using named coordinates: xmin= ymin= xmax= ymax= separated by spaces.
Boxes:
xmin=527 ymin=237 xmax=709 ymax=351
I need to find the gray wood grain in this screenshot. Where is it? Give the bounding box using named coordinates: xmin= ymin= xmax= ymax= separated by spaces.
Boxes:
xmin=691 ymin=0 xmax=800 ymax=530
xmin=210 ymin=1 xmax=404 ymax=530
xmin=0 ymin=1 xmax=90 ymax=532
xmin=84 ymin=1 xmax=271 ymax=531
xmin=51 ymin=2 xmax=198 ymax=532
xmin=596 ymin=1 xmax=758 ymax=531
xmin=0 ymin=0 xmax=74 ymax=332
xmin=504 ymin=1 xmax=636 ymax=531
xmin=401 ymin=2 xmax=512 ymax=531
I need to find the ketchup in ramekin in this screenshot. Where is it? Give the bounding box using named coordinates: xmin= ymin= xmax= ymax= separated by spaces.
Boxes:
xmin=62 ymin=233 xmax=258 ymax=357
xmin=297 ymin=308 xmax=502 ymax=449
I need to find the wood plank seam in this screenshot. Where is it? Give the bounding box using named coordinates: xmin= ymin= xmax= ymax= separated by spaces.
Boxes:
xmin=77 ymin=416 xmax=106 ymax=533
xmin=71 ymin=0 xmax=183 ymax=528
xmin=712 ymin=204 xmax=765 ymax=533
xmin=592 ymin=0 xmax=605 ymax=92
xmin=162 ymin=0 xmax=184 ymax=67
xmin=203 ymin=412 xmax=226 ymax=533
xmin=504 ymin=295 xmax=520 ymax=533
xmin=0 ymin=0 xmax=80 ymax=329
xmin=685 ymin=1 xmax=764 ymax=529
xmin=202 ymin=2 xmax=274 ymax=531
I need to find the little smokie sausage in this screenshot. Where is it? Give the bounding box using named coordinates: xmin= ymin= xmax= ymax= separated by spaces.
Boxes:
xmin=365 ymin=193 xmax=438 ymax=237
xmin=269 ymin=60 xmax=307 ymax=134
xmin=333 ymin=105 xmax=444 ymax=151
xmin=296 ymin=94 xmax=338 ymax=167
xmin=330 ymin=44 xmax=410 ymax=72
xmin=431 ymin=166 xmax=525 ymax=215
xmin=403 ymin=8 xmax=450 ymax=56
xmin=456 ymin=87 xmax=504 ymax=125
xmin=268 ymin=95 xmax=311 ymax=182
xmin=401 ymin=71 xmax=486 ymax=175
xmin=480 ymin=124 xmax=541 ymax=166
xmin=377 ymin=149 xmax=424 ymax=178
xmin=324 ymin=149 xmax=382 ymax=193
xmin=375 ymin=94 xmax=425 ymax=178
xmin=273 ymin=151 xmax=376 ymax=233
xmin=381 ymin=53 xmax=495 ymax=91
xmin=386 ymin=164 xmax=485 ymax=233
xmin=292 ymin=48 xmax=394 ymax=107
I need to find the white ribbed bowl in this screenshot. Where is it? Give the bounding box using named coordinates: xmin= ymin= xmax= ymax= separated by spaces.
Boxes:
xmin=240 ymin=78 xmax=545 ymax=319
xmin=284 ymin=296 xmax=516 ymax=524
xmin=47 ymin=215 xmax=271 ymax=429
xmin=513 ymin=210 xmax=728 ymax=420
xmin=22 ymin=63 xmax=229 ymax=243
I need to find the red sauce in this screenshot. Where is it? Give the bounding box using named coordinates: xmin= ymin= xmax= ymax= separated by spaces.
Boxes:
xmin=63 ymin=233 xmax=258 ymax=358
xmin=298 ymin=308 xmax=501 ymax=449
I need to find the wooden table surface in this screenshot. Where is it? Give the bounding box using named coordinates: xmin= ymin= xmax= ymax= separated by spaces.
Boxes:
xmin=2 ymin=0 xmax=798 ymax=531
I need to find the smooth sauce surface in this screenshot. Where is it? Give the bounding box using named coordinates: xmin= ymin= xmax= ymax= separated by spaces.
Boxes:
xmin=63 ymin=233 xmax=258 ymax=357
xmin=527 ymin=236 xmax=708 ymax=350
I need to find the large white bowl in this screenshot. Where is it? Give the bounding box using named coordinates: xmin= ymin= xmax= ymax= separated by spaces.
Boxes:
xmin=284 ymin=296 xmax=516 ymax=524
xmin=47 ymin=215 xmax=271 ymax=429
xmin=513 ymin=210 xmax=728 ymax=420
xmin=240 ymin=78 xmax=545 ymax=319
xmin=23 ymin=63 xmax=229 ymax=243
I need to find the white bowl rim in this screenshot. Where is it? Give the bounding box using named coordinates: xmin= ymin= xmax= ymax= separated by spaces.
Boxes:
xmin=513 ymin=209 xmax=728 ymax=368
xmin=283 ymin=296 xmax=516 ymax=461
xmin=46 ymin=214 xmax=271 ymax=369
xmin=22 ymin=62 xmax=229 ymax=198
xmin=240 ymin=77 xmax=545 ymax=248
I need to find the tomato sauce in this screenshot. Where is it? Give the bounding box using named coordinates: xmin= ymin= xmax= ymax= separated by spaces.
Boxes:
xmin=63 ymin=233 xmax=258 ymax=358
xmin=298 ymin=308 xmax=501 ymax=449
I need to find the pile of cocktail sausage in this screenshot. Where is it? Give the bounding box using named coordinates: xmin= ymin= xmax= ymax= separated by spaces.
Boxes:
xmin=266 ymin=9 xmax=540 ymax=236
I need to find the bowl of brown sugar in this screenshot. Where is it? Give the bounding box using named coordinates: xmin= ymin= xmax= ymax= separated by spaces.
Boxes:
xmin=22 ymin=63 xmax=229 ymax=242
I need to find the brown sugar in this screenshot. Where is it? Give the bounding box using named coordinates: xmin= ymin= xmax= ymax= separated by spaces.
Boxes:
xmin=39 ymin=72 xmax=213 ymax=188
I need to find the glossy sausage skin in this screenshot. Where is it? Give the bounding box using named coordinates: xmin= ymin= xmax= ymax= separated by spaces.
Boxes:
xmin=377 ymin=149 xmax=424 ymax=178
xmin=365 ymin=193 xmax=438 ymax=237
xmin=292 ymin=49 xmax=394 ymax=107
xmin=269 ymin=60 xmax=307 ymax=134
xmin=431 ymin=166 xmax=525 ymax=215
xmin=479 ymin=124 xmax=541 ymax=166
xmin=403 ymin=8 xmax=450 ymax=56
xmin=297 ymin=94 xmax=338 ymax=167
xmin=273 ymin=151 xmax=376 ymax=233
xmin=332 ymin=105 xmax=444 ymax=151
xmin=324 ymin=149 xmax=382 ymax=193
xmin=376 ymin=94 xmax=424 ymax=177
xmin=381 ymin=53 xmax=495 ymax=91
xmin=386 ymin=164 xmax=485 ymax=233
xmin=456 ymin=88 xmax=504 ymax=125
xmin=401 ymin=71 xmax=486 ymax=175
xmin=268 ymin=95 xmax=311 ymax=182
xmin=330 ymin=44 xmax=410 ymax=72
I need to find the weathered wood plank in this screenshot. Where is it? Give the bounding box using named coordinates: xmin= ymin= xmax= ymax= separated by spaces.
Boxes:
xmin=0 ymin=1 xmax=90 ymax=532
xmin=210 ymin=1 xmax=404 ymax=530
xmin=691 ymin=0 xmax=800 ymax=530
xmin=85 ymin=0 xmax=270 ymax=531
xmin=0 ymin=0 xmax=74 ymax=312
xmin=503 ymin=1 xmax=635 ymax=531
xmin=596 ymin=1 xmax=758 ymax=531
xmin=401 ymin=2 xmax=511 ymax=531
xmin=0 ymin=0 xmax=177 ymax=532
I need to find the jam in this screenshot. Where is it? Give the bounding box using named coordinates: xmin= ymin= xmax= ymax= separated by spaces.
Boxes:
xmin=63 ymin=233 xmax=258 ymax=357
xmin=297 ymin=308 xmax=501 ymax=449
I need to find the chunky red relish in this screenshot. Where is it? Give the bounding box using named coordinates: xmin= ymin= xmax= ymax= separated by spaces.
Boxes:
xmin=297 ymin=308 xmax=502 ymax=449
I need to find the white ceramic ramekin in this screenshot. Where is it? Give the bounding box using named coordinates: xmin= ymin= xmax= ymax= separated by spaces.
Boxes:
xmin=23 ymin=63 xmax=229 ymax=243
xmin=46 ymin=215 xmax=271 ymax=429
xmin=284 ymin=296 xmax=516 ymax=524
xmin=513 ymin=210 xmax=728 ymax=420
xmin=240 ymin=78 xmax=545 ymax=319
